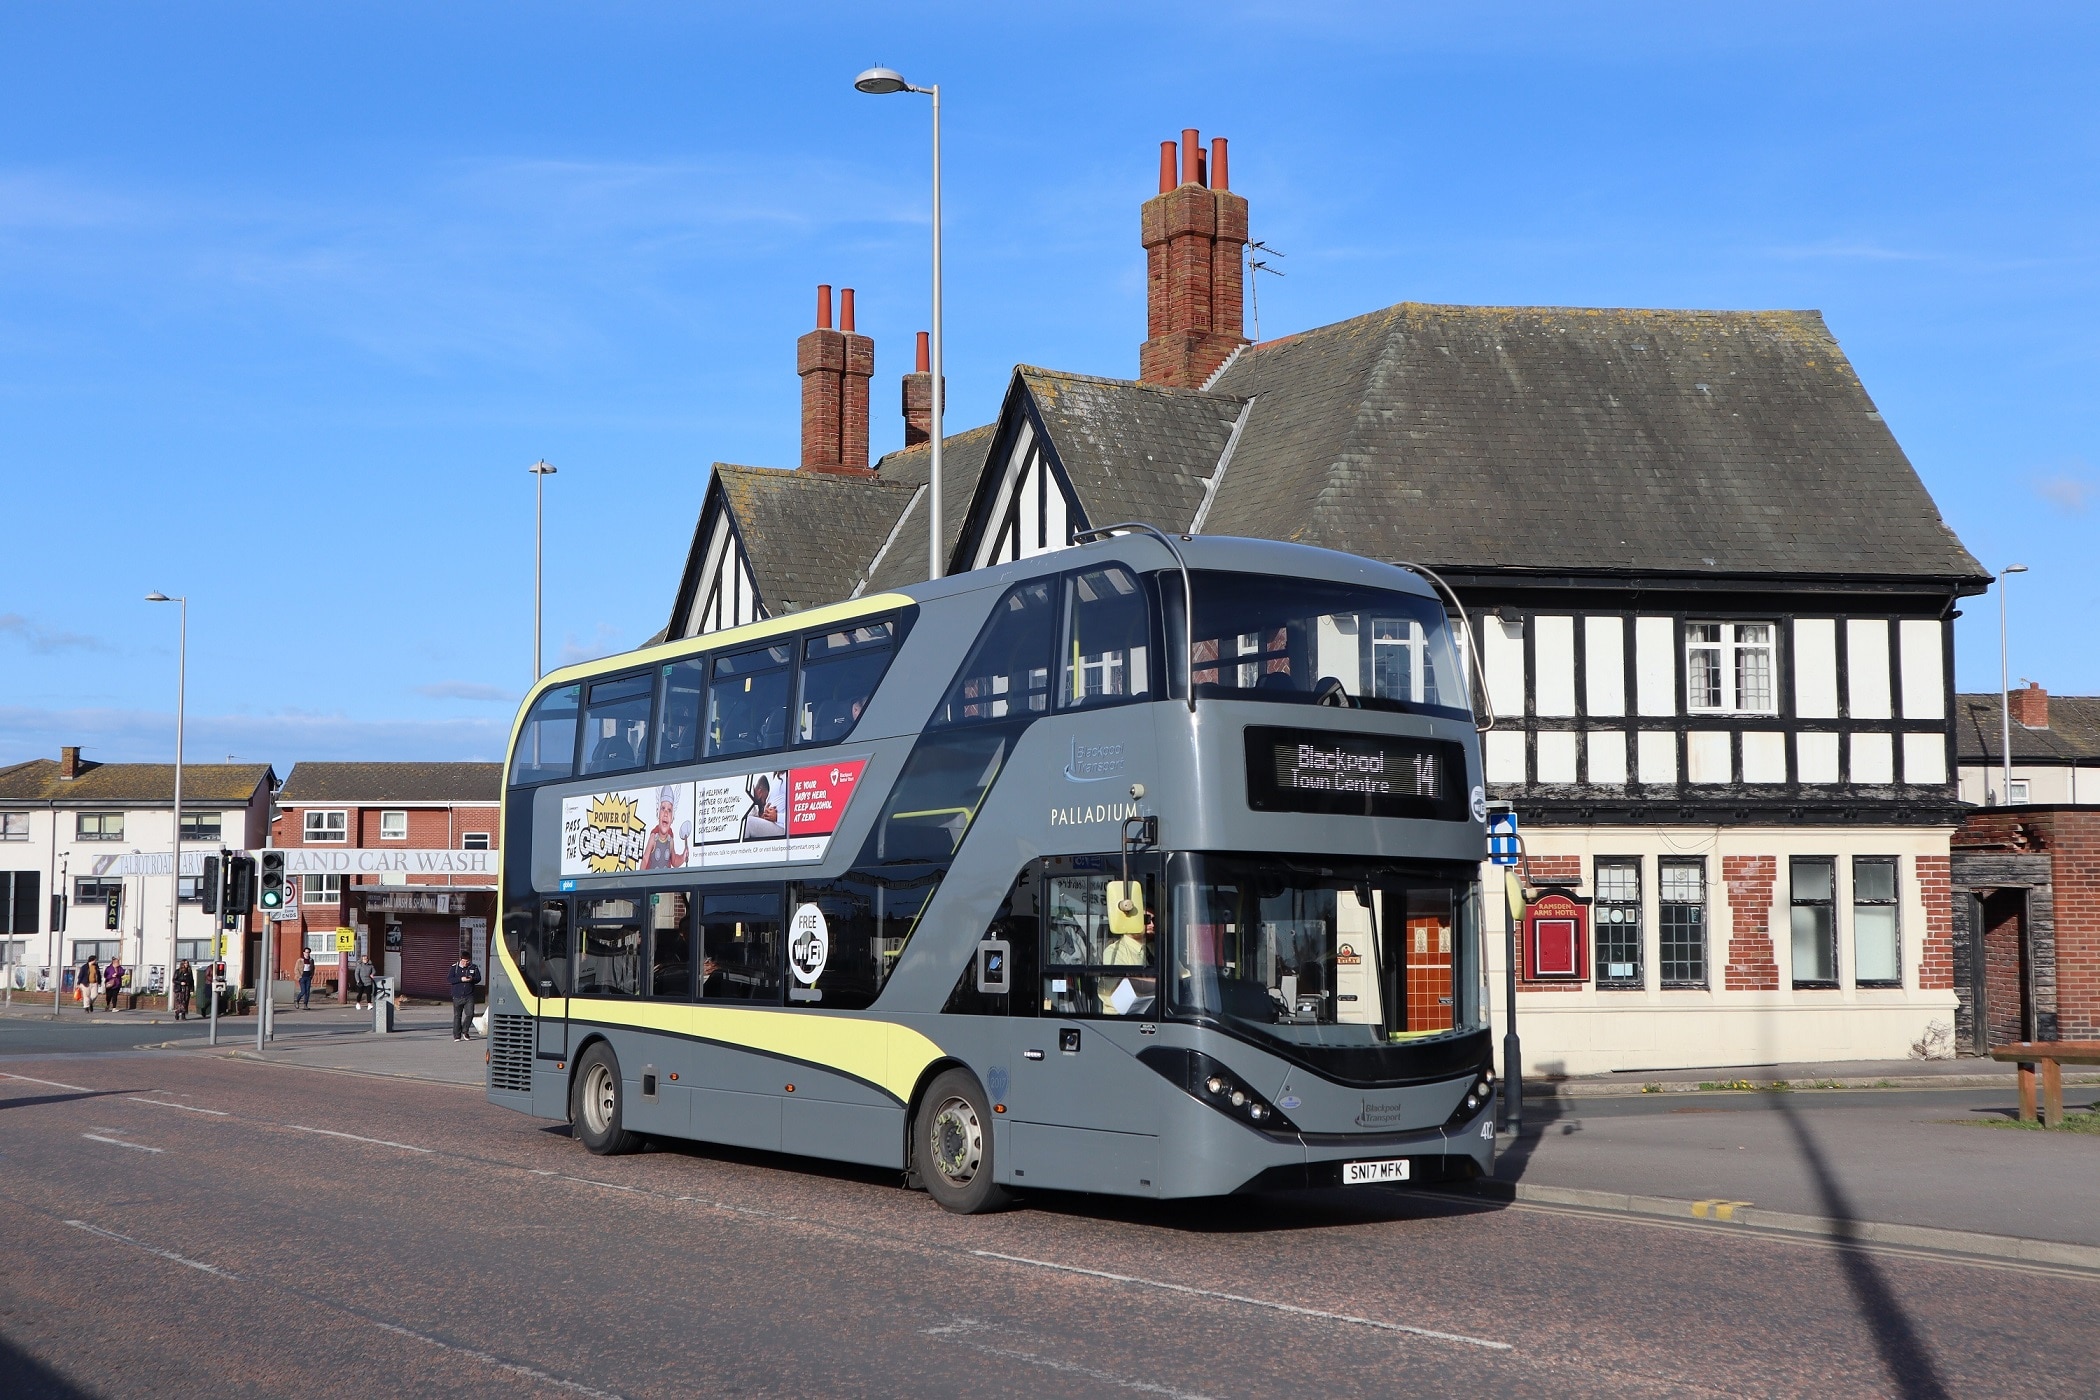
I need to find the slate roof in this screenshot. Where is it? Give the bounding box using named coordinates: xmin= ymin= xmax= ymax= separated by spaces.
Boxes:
xmin=0 ymin=760 xmax=273 ymax=805
xmin=863 ymin=424 xmax=999 ymax=592
xmin=1198 ymin=303 xmax=1985 ymax=582
xmin=1954 ymin=695 xmax=2100 ymax=765
xmin=713 ymin=464 xmax=922 ymax=613
xmin=278 ymin=762 xmax=502 ymax=804
xmin=1018 ymin=368 xmax=1242 ymax=536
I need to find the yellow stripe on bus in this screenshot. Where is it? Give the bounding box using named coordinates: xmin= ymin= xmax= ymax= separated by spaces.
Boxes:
xmin=493 ymin=932 xmax=945 ymax=1105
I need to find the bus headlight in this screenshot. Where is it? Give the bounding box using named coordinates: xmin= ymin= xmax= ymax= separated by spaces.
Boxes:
xmin=1139 ymin=1048 xmax=1299 ymax=1134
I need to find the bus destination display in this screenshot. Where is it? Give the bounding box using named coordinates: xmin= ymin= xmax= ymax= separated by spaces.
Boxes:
xmin=1243 ymin=726 xmax=1466 ymax=821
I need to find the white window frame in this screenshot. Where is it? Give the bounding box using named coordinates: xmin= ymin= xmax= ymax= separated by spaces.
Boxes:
xmin=379 ymin=810 xmax=409 ymax=841
xmin=2008 ymin=779 xmax=2030 ymax=805
xmin=1685 ymin=622 xmax=1778 ymax=716
xmin=461 ymin=832 xmax=491 ymax=851
xmin=300 ymin=874 xmax=343 ymax=905
xmin=304 ymin=931 xmax=340 ymax=959
xmin=0 ymin=813 xmax=28 ymax=841
xmin=304 ymin=810 xmax=348 ymax=843
xmin=179 ymin=810 xmax=222 ymax=843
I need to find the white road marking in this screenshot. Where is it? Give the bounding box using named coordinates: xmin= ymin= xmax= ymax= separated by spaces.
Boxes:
xmin=923 ymin=1318 xmax=1215 ymax=1398
xmin=82 ymin=1132 xmax=163 ymax=1153
xmin=972 ymin=1251 xmax=1512 ymax=1351
xmin=1 ymin=1071 xmax=95 ymax=1093
xmin=285 ymin=1125 xmax=432 ymax=1153
xmin=64 ymin=1220 xmax=235 ymax=1278
xmin=127 ymin=1096 xmax=229 ymax=1116
xmin=374 ymin=1322 xmax=631 ymax=1400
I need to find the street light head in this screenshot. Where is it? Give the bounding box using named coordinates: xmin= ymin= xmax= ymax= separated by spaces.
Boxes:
xmin=854 ymin=66 xmax=913 ymax=94
xmin=2002 ymin=564 xmax=2028 ymax=575
xmin=529 ymin=459 xmax=557 ymax=476
xmin=145 ymin=592 xmax=170 ymax=602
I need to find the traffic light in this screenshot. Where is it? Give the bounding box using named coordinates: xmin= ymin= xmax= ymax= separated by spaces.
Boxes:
xmin=104 ymin=888 xmax=121 ymax=931
xmin=201 ymin=854 xmax=221 ymax=915
xmin=258 ymin=850 xmax=286 ymax=910
xmin=225 ymin=855 xmax=255 ymax=915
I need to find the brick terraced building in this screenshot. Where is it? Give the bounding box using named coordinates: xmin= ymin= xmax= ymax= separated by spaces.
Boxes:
xmin=270 ymin=762 xmax=500 ymax=1002
xmin=653 ymin=129 xmax=1991 ymax=1074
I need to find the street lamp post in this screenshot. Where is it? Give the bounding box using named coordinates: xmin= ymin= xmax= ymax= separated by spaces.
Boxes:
xmin=1997 ymin=564 xmax=2028 ymax=806
xmin=146 ymin=592 xmax=186 ymax=1029
xmin=530 ymin=461 xmax=558 ymax=679
xmin=853 ymin=66 xmax=944 ymax=581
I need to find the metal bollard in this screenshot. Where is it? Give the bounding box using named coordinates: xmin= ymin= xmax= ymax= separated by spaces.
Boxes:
xmin=372 ymin=977 xmax=396 ymax=1034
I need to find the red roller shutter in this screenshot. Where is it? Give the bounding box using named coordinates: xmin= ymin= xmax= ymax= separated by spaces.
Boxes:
xmin=399 ymin=918 xmax=462 ymax=999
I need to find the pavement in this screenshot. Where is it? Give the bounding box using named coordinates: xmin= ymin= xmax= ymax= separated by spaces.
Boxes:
xmin=3 ymin=1041 xmax=2096 ymax=1398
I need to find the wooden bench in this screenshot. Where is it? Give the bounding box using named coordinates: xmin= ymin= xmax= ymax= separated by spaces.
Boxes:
xmin=1989 ymin=1042 xmax=2100 ymax=1127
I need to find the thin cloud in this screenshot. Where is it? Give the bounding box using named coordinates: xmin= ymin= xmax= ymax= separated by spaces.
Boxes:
xmin=2030 ymin=463 xmax=2092 ymax=514
xmin=558 ymin=623 xmax=631 ymax=667
xmin=0 ymin=706 xmax=508 ymax=768
xmin=0 ymin=613 xmax=112 ymax=654
xmin=413 ymin=680 xmax=518 ymax=702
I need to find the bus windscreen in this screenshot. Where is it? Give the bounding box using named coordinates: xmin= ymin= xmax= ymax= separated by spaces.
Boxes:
xmin=1179 ymin=571 xmax=1466 ymax=717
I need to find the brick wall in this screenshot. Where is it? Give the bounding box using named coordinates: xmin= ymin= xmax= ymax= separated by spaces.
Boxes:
xmin=1722 ymin=855 xmax=1779 ymax=991
xmin=1517 ymin=855 xmax=1585 ymax=992
xmin=1916 ymin=854 xmax=1953 ymax=990
xmin=2052 ymin=810 xmax=2100 ymax=1038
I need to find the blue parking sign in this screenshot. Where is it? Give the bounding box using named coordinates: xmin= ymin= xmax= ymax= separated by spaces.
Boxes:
xmin=1487 ymin=813 xmax=1520 ymax=867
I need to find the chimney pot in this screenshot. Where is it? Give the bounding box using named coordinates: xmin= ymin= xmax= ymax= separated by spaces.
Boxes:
xmin=1180 ymin=128 xmax=1200 ymax=186
xmin=840 ymin=287 xmax=856 ymax=333
xmin=915 ymin=330 xmax=930 ymax=373
xmin=1210 ymin=137 xmax=1229 ymax=191
xmin=1158 ymin=140 xmax=1176 ymax=194
xmin=816 ymin=283 xmax=833 ymax=330
xmin=2010 ymin=681 xmax=2050 ymax=729
xmin=60 ymin=745 xmax=80 ymax=779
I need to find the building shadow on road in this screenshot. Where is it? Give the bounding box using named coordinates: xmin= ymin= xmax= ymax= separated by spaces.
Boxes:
xmin=0 ymin=1335 xmax=101 ymax=1399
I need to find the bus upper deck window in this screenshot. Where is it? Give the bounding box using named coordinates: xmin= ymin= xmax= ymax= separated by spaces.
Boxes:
xmin=936 ymin=580 xmax=1054 ymax=726
xmin=579 ymin=673 xmax=654 ymax=776
xmin=797 ymin=619 xmax=896 ymax=745
xmin=655 ymin=657 xmax=706 ymax=765
xmin=509 ymin=684 xmax=580 ymax=786
xmin=1060 ymin=566 xmax=1150 ymax=709
xmin=707 ymin=643 xmax=793 ymax=758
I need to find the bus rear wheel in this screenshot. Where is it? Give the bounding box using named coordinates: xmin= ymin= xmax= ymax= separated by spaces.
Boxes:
xmin=916 ymin=1069 xmax=1011 ymax=1215
xmin=571 ymin=1043 xmax=642 ymax=1156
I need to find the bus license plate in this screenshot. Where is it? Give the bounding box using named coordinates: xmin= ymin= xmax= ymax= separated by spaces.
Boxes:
xmin=1343 ymin=1158 xmax=1410 ymax=1185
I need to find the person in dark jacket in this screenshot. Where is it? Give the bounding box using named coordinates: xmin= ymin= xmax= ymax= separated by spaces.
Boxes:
xmin=449 ymin=953 xmax=482 ymax=1040
xmin=172 ymin=960 xmax=194 ymax=1020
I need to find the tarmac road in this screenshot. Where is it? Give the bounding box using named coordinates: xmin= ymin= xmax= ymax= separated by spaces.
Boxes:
xmin=0 ymin=1046 xmax=2095 ymax=1399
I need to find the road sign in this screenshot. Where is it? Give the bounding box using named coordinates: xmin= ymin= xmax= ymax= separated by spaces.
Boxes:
xmin=334 ymin=928 xmax=355 ymax=953
xmin=1488 ymin=812 xmax=1520 ymax=867
xmin=266 ymin=907 xmax=300 ymax=922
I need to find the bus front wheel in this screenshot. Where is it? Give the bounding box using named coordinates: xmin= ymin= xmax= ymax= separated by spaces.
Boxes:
xmin=571 ymin=1043 xmax=643 ymax=1156
xmin=915 ymin=1069 xmax=1012 ymax=1215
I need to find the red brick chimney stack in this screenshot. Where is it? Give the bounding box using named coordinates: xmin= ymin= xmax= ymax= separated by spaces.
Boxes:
xmin=902 ymin=330 xmax=935 ymax=448
xmin=2010 ymin=681 xmax=2050 ymax=729
xmin=1140 ymin=128 xmax=1249 ymax=387
xmin=798 ymin=284 xmax=876 ymax=475
xmin=60 ymin=745 xmax=81 ymax=779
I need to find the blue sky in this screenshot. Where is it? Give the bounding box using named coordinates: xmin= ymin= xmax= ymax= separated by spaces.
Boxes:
xmin=1 ymin=3 xmax=2094 ymax=771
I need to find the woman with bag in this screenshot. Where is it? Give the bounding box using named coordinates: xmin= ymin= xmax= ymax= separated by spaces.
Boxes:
xmin=79 ymin=956 xmax=100 ymax=1012
xmin=103 ymin=956 xmax=126 ymax=1012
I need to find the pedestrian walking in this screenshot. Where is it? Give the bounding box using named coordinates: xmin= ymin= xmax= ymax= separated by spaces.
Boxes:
xmin=103 ymin=956 xmax=125 ymax=1012
xmin=449 ymin=952 xmax=482 ymax=1041
xmin=296 ymin=951 xmax=315 ymax=1009
xmin=351 ymin=956 xmax=374 ymax=1008
xmin=172 ymin=959 xmax=194 ymax=1021
xmin=79 ymin=956 xmax=99 ymax=1013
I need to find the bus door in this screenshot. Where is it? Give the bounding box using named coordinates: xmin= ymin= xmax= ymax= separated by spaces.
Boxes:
xmin=1387 ymin=885 xmax=1456 ymax=1035
xmin=532 ymin=899 xmax=571 ymax=1059
xmin=1024 ymin=854 xmax=1162 ymax=1138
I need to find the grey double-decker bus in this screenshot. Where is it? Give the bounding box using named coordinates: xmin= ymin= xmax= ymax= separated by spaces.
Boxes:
xmin=488 ymin=531 xmax=1496 ymax=1212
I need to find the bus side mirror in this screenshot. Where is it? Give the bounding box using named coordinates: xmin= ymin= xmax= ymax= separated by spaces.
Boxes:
xmin=1108 ymin=881 xmax=1145 ymax=936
